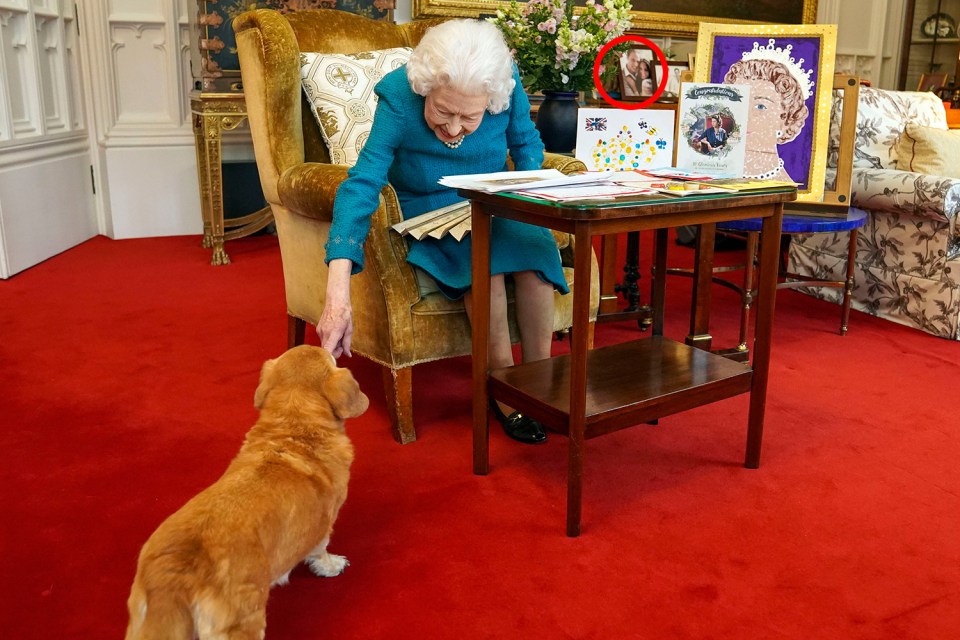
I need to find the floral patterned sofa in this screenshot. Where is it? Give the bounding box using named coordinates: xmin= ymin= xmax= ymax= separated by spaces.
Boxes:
xmin=788 ymin=87 xmax=960 ymax=339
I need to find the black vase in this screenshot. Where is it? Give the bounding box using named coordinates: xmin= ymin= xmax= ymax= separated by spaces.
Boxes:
xmin=535 ymin=91 xmax=579 ymax=153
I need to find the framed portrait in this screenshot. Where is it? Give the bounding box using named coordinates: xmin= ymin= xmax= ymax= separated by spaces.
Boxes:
xmin=661 ymin=61 xmax=690 ymax=101
xmin=619 ymin=47 xmax=658 ymax=100
xmin=192 ymin=0 xmax=393 ymax=91
xmin=412 ymin=0 xmax=818 ymax=37
xmin=694 ymin=22 xmax=837 ymax=203
xmin=917 ymin=72 xmax=949 ymax=92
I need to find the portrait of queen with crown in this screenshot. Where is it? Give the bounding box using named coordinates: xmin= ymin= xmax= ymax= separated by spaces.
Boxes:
xmin=693 ymin=23 xmax=838 ymax=203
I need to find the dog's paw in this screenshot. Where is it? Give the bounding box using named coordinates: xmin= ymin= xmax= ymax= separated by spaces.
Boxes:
xmin=272 ymin=570 xmax=292 ymax=587
xmin=307 ymin=553 xmax=349 ymax=577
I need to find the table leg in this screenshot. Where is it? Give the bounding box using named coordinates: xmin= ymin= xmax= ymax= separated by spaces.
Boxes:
xmin=566 ymin=224 xmax=594 ymax=537
xmin=195 ymin=114 xmax=230 ymax=266
xmin=192 ymin=113 xmax=214 ymax=252
xmin=841 ymin=227 xmax=859 ymax=335
xmin=736 ymin=231 xmax=759 ymax=354
xmin=651 ymin=228 xmax=668 ymax=337
xmin=596 ymin=231 xmax=654 ymax=327
xmin=472 ymin=204 xmax=492 ymax=476
xmin=745 ymin=205 xmax=783 ymax=468
xmin=687 ymin=223 xmax=716 ymax=350
xmin=599 ymin=235 xmax=619 ymax=315
xmin=614 ymin=231 xmax=642 ymax=312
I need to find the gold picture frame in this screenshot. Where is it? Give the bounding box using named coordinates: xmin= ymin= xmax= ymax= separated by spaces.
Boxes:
xmin=411 ymin=0 xmax=819 ymax=37
xmin=694 ymin=22 xmax=837 ymax=203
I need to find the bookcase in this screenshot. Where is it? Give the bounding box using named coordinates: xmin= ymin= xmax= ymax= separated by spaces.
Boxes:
xmin=898 ymin=0 xmax=960 ymax=91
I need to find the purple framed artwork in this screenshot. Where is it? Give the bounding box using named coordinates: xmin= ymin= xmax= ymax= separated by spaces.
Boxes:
xmin=694 ymin=23 xmax=837 ymax=203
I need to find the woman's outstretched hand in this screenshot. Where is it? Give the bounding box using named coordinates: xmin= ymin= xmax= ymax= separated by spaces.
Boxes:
xmin=316 ymin=259 xmax=354 ymax=358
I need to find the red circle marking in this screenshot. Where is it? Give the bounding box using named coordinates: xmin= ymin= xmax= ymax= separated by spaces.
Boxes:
xmin=593 ymin=35 xmax=669 ymax=110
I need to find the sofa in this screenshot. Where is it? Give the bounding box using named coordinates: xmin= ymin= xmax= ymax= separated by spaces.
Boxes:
xmin=788 ymin=86 xmax=960 ymax=339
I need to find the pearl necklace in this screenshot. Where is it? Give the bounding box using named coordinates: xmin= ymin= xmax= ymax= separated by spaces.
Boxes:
xmin=443 ymin=135 xmax=465 ymax=150
xmin=744 ymin=158 xmax=784 ymax=180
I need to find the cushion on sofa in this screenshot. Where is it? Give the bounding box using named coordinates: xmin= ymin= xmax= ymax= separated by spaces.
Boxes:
xmin=850 ymin=87 xmax=948 ymax=171
xmin=894 ymin=124 xmax=960 ymax=178
xmin=300 ymin=48 xmax=413 ymax=166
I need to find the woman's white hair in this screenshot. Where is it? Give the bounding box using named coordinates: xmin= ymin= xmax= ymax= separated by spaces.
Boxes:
xmin=407 ymin=19 xmax=515 ymax=114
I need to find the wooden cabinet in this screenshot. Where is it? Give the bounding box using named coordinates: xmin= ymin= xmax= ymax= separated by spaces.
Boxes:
xmin=899 ymin=0 xmax=960 ymax=91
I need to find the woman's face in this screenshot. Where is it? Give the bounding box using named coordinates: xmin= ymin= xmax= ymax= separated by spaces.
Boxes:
xmin=424 ymin=86 xmax=487 ymax=144
xmin=638 ymin=61 xmax=650 ymax=79
xmin=743 ymin=78 xmax=785 ymax=151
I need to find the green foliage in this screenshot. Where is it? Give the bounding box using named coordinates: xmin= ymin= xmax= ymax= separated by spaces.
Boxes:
xmin=490 ymin=0 xmax=633 ymax=93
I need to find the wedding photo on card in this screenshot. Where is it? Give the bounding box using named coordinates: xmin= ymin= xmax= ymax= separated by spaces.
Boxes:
xmin=675 ymin=83 xmax=749 ymax=177
xmin=575 ymin=108 xmax=675 ymax=171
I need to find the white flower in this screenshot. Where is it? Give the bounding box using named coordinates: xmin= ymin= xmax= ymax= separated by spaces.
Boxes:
xmin=490 ymin=0 xmax=632 ymax=91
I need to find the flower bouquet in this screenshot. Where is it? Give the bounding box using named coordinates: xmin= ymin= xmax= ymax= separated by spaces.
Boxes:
xmin=490 ymin=0 xmax=633 ymax=93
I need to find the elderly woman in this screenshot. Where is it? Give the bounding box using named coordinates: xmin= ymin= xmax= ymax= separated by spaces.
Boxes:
xmin=724 ymin=57 xmax=809 ymax=182
xmin=318 ymin=19 xmax=566 ymax=445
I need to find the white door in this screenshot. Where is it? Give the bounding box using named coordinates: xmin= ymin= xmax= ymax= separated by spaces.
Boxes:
xmin=0 ymin=1 xmax=96 ymax=279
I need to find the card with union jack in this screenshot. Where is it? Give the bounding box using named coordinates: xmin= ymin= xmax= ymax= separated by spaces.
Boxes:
xmin=575 ymin=108 xmax=675 ymax=172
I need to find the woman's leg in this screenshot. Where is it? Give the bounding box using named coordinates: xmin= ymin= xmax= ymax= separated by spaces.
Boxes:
xmin=463 ymin=273 xmax=514 ymax=371
xmin=512 ymin=270 xmax=554 ymax=364
xmin=464 ymin=274 xmax=521 ymax=415
xmin=464 ymin=272 xmax=549 ymax=444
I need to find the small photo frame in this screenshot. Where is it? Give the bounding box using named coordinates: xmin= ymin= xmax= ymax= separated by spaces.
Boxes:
xmin=620 ymin=47 xmax=658 ymax=100
xmin=662 ymin=61 xmax=691 ymax=100
xmin=918 ymin=72 xmax=949 ymax=92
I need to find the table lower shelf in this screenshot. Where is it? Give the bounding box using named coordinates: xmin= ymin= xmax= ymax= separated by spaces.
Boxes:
xmin=489 ymin=337 xmax=753 ymax=438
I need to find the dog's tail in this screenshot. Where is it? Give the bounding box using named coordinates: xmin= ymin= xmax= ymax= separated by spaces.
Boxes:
xmin=125 ymin=578 xmax=193 ymax=640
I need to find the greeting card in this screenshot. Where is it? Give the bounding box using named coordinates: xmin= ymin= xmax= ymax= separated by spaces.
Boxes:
xmin=675 ymin=83 xmax=750 ymax=177
xmin=574 ymin=108 xmax=675 ymax=172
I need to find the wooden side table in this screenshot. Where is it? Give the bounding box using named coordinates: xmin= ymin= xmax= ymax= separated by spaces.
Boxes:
xmin=464 ymin=187 xmax=795 ymax=536
xmin=190 ymin=92 xmax=274 ymax=265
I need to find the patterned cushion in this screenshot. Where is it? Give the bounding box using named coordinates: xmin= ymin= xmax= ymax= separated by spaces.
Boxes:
xmin=300 ymin=48 xmax=413 ymax=166
xmin=894 ymin=124 xmax=960 ymax=178
xmin=851 ymin=87 xmax=947 ymax=170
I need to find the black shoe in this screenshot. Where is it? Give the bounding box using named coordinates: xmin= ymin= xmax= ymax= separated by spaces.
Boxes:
xmin=489 ymin=400 xmax=547 ymax=445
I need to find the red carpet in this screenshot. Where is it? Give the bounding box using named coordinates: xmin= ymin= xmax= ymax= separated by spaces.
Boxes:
xmin=2 ymin=234 xmax=959 ymax=638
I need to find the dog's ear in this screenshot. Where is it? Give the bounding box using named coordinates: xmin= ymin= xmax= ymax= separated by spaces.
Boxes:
xmin=253 ymin=358 xmax=277 ymax=409
xmin=325 ymin=368 xmax=369 ymax=420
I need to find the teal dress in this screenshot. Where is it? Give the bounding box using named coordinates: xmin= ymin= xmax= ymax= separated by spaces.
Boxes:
xmin=325 ymin=65 xmax=569 ymax=300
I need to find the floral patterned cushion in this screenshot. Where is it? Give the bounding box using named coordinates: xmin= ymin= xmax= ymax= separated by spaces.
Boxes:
xmin=299 ymin=48 xmax=413 ymax=166
xmin=851 ymin=87 xmax=947 ymax=170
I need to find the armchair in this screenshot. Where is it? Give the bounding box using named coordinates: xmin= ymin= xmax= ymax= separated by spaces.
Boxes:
xmin=788 ymin=86 xmax=960 ymax=339
xmin=234 ymin=9 xmax=599 ymax=443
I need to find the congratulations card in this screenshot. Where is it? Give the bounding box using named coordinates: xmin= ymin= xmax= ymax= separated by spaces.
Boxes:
xmin=675 ymin=83 xmax=750 ymax=177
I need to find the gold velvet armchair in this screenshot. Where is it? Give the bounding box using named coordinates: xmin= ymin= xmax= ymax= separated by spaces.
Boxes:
xmin=234 ymin=9 xmax=599 ymax=444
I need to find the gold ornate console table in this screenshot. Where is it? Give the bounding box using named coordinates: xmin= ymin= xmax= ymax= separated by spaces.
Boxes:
xmin=190 ymin=92 xmax=273 ymax=265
